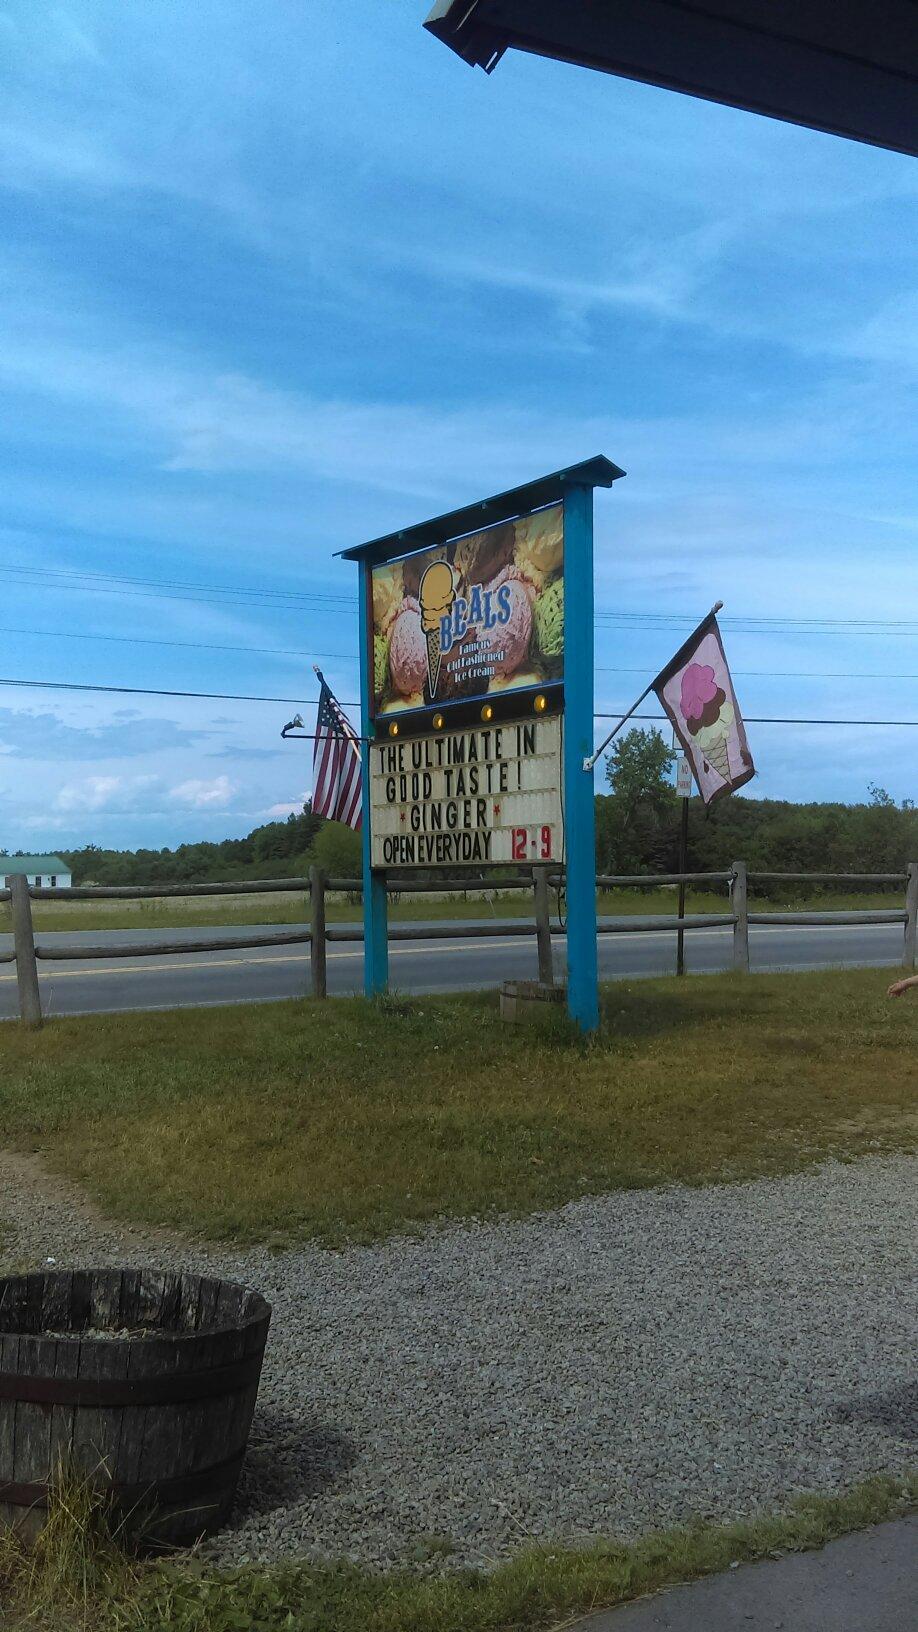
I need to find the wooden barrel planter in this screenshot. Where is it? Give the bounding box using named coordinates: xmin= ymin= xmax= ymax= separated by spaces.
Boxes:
xmin=0 ymin=1268 xmax=271 ymax=1548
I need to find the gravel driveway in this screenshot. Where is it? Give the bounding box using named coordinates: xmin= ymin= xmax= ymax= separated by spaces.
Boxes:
xmin=0 ymin=1151 xmax=914 ymax=1569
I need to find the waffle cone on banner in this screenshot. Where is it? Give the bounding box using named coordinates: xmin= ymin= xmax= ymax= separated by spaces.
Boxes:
xmin=425 ymin=627 xmax=441 ymax=697
xmin=702 ymin=733 xmax=730 ymax=780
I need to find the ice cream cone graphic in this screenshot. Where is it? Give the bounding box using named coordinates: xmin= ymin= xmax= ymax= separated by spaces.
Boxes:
xmin=681 ymin=663 xmax=737 ymax=786
xmin=699 ymin=729 xmax=730 ymax=779
xmin=419 ymin=560 xmax=457 ymax=699
xmin=695 ymin=702 xmax=735 ymax=782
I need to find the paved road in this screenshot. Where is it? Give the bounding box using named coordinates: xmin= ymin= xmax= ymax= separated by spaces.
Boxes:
xmin=0 ymin=918 xmax=905 ymax=1019
xmin=574 ymin=1515 xmax=918 ymax=1632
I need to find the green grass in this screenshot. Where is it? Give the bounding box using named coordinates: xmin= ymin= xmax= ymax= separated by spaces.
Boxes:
xmin=2 ymin=1473 xmax=915 ymax=1632
xmin=2 ymin=885 xmax=905 ymax=934
xmin=0 ymin=968 xmax=914 ymax=1245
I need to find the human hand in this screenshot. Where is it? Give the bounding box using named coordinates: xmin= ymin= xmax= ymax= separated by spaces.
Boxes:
xmin=887 ymin=978 xmax=914 ymax=998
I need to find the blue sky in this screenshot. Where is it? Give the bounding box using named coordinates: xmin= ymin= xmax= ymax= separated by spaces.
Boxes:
xmin=1 ymin=0 xmax=916 ymax=850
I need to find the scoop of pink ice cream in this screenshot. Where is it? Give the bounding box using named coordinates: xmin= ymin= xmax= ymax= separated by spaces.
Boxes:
xmin=389 ymin=597 xmax=427 ymax=696
xmin=482 ymin=567 xmax=533 ymax=679
xmin=680 ymin=662 xmax=719 ymax=723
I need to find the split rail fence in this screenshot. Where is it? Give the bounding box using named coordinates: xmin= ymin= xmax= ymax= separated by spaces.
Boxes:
xmin=3 ymin=862 xmax=917 ymax=1027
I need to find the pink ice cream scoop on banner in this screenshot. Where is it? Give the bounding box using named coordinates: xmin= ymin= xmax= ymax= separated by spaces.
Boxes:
xmin=680 ymin=663 xmax=719 ymax=724
xmin=481 ymin=567 xmax=533 ymax=678
xmin=388 ymin=597 xmax=427 ymax=697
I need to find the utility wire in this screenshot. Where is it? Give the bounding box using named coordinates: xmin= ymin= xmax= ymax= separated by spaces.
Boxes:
xmin=0 ymin=625 xmax=348 ymax=661
xmin=0 ymin=677 xmax=312 ymax=705
xmin=0 ymin=575 xmax=354 ymax=615
xmin=1 ymin=560 xmax=917 ymax=636
xmin=0 ymin=563 xmax=347 ymax=607
xmin=2 ymin=674 xmax=918 ymax=726
xmin=6 ymin=625 xmax=918 ymax=681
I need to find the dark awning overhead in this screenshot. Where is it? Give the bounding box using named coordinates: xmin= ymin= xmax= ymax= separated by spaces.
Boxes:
xmin=424 ymin=1 xmax=918 ymax=158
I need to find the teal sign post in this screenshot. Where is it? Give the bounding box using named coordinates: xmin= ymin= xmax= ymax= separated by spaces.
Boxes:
xmin=340 ymin=455 xmax=625 ymax=1032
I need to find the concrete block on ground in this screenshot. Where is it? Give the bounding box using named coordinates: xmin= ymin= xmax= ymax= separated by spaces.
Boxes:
xmin=499 ymin=979 xmax=567 ymax=1027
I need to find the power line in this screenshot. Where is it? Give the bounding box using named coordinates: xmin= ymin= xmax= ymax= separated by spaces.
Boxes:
xmin=0 ymin=576 xmax=352 ymax=615
xmin=594 ymin=611 xmax=918 ymax=632
xmin=597 ymin=665 xmax=918 ymax=680
xmin=2 ymin=560 xmax=918 ymax=638
xmin=2 ymin=673 xmax=918 ymax=726
xmin=6 ymin=626 xmax=918 ymax=682
xmin=0 ymin=562 xmax=344 ymax=606
xmin=0 ymin=625 xmax=349 ymax=661
xmin=0 ymin=677 xmax=312 ymax=705
xmin=0 ymin=567 xmax=352 ymax=615
xmin=594 ymin=712 xmax=918 ymax=726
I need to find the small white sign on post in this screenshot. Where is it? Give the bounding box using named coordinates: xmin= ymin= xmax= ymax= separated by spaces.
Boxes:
xmin=676 ymin=756 xmax=693 ymax=799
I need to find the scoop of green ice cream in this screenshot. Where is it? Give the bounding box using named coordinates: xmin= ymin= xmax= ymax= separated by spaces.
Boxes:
xmin=374 ymin=633 xmax=390 ymax=700
xmin=534 ymin=574 xmax=564 ymax=671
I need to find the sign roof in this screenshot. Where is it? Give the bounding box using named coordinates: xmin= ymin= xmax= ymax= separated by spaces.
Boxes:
xmin=339 ymin=455 xmax=624 ymax=567
xmin=424 ymin=1 xmax=918 ymax=159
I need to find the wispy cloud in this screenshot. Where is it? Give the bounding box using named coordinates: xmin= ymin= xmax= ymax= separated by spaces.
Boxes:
xmin=169 ymin=774 xmax=236 ymax=809
xmin=0 ymin=709 xmax=212 ymax=762
xmin=262 ymin=792 xmax=308 ymax=819
xmin=56 ymin=773 xmax=159 ymax=813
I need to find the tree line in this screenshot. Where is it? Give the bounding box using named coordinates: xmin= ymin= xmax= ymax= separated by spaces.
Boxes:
xmin=595 ymin=729 xmax=918 ymax=892
xmin=61 ymin=807 xmax=360 ymax=886
xmin=59 ymin=730 xmax=917 ymax=889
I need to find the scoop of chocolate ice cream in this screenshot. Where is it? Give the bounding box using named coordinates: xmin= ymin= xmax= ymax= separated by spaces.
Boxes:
xmin=437 ymin=628 xmax=490 ymax=702
xmin=403 ymin=548 xmax=447 ymax=599
xmin=687 ymin=686 xmax=727 ymax=735
xmin=453 ymin=523 xmax=514 ymax=591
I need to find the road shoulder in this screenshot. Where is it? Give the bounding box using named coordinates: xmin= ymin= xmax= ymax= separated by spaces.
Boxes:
xmin=571 ymin=1514 xmax=918 ymax=1631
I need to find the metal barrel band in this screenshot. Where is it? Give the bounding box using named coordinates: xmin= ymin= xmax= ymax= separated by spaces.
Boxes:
xmin=0 ymin=1449 xmax=246 ymax=1512
xmin=0 ymin=1349 xmax=264 ymax=1407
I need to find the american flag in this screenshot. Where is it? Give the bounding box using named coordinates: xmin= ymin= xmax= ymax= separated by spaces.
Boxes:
xmin=312 ymin=672 xmax=363 ymax=830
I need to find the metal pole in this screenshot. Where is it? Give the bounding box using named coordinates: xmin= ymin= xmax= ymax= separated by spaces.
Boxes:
xmin=563 ymin=482 xmax=599 ymax=1031
xmin=10 ymin=875 xmax=42 ymax=1028
xmin=676 ymin=795 xmax=689 ymax=976
xmin=533 ymin=865 xmax=554 ymax=986
xmin=309 ymin=866 xmax=327 ymax=998
xmin=358 ymin=561 xmax=388 ymax=995
xmin=732 ymin=859 xmax=749 ymax=973
xmin=904 ymin=861 xmax=918 ymax=970
xmin=584 ymin=600 xmax=724 ymax=771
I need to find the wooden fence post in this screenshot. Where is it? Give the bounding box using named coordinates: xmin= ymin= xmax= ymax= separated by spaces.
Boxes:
xmin=732 ymin=860 xmax=749 ymax=973
xmin=309 ymin=867 xmax=327 ymax=999
xmin=10 ymin=876 xmax=42 ymax=1028
xmin=904 ymin=862 xmax=918 ymax=970
xmin=533 ymin=865 xmax=554 ymax=986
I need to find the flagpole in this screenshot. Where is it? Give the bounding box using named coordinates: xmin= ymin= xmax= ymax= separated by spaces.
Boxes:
xmin=582 ymin=601 xmax=723 ymax=773
xmin=313 ymin=664 xmax=363 ymax=761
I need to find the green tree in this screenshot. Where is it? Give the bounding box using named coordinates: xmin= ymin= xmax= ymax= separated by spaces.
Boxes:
xmin=313 ymin=820 xmax=362 ymax=880
xmin=597 ymin=728 xmax=676 ymax=874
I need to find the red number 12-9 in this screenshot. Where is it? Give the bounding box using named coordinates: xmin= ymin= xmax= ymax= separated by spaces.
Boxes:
xmin=512 ymin=826 xmax=552 ymax=860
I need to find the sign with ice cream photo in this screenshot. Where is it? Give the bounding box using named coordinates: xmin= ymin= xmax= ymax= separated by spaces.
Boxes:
xmin=341 ymin=456 xmax=627 ymax=1031
xmin=371 ymin=504 xmax=564 ymax=717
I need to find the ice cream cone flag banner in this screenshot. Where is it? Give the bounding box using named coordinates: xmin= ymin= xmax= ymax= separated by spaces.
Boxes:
xmin=653 ymin=615 xmax=754 ymax=806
